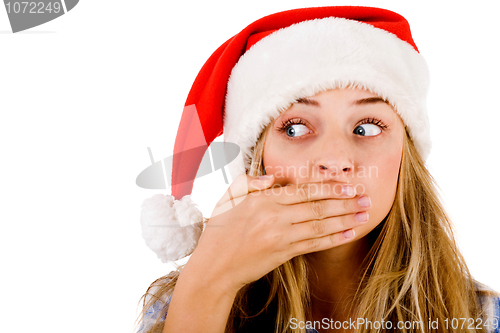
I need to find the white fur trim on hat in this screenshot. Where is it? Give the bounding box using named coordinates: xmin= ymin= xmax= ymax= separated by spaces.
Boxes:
xmin=140 ymin=194 xmax=204 ymax=262
xmin=224 ymin=17 xmax=431 ymax=180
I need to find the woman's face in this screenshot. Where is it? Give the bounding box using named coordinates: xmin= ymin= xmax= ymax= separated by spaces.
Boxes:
xmin=262 ymin=88 xmax=405 ymax=241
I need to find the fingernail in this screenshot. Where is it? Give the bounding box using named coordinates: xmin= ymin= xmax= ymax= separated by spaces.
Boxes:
xmin=343 ymin=229 xmax=354 ymax=238
xmin=342 ymin=185 xmax=354 ymax=196
xmin=358 ymin=196 xmax=371 ymax=208
xmin=258 ymin=175 xmax=272 ymax=180
xmin=355 ymin=212 xmax=368 ymax=223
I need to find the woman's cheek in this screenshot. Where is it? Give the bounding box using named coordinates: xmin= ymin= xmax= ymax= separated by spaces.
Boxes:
xmin=262 ymin=155 xmax=296 ymax=186
xmin=263 ymin=144 xmax=311 ymax=185
xmin=363 ymin=154 xmax=402 ymax=226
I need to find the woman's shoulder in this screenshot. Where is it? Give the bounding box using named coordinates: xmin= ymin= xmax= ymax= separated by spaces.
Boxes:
xmin=135 ymin=277 xmax=174 ymax=333
xmin=473 ymin=281 xmax=500 ymax=332
xmin=474 ymin=280 xmax=500 ymax=303
xmin=135 ymin=300 xmax=168 ymax=333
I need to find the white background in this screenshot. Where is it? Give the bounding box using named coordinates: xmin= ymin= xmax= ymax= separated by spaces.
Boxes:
xmin=1 ymin=0 xmax=498 ymax=332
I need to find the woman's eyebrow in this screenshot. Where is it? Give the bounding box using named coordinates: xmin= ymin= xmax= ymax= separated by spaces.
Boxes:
xmin=293 ymin=96 xmax=389 ymax=109
xmin=354 ymin=97 xmax=390 ymax=105
xmin=295 ymin=97 xmax=320 ymax=107
xmin=295 ymin=96 xmax=389 ymax=107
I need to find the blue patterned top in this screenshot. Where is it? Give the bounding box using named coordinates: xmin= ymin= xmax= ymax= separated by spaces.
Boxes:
xmin=135 ymin=282 xmax=500 ymax=333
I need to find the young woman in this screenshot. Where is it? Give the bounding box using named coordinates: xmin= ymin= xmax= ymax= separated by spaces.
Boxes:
xmin=136 ymin=6 xmax=500 ymax=333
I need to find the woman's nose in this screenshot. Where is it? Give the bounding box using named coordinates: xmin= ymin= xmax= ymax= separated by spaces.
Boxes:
xmin=313 ymin=134 xmax=354 ymax=181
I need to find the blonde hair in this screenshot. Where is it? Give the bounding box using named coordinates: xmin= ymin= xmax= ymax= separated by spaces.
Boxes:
xmin=136 ymin=121 xmax=489 ymax=333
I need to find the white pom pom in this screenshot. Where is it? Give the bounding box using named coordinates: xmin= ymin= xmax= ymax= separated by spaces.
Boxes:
xmin=174 ymin=195 xmax=204 ymax=227
xmin=140 ymin=194 xmax=204 ymax=263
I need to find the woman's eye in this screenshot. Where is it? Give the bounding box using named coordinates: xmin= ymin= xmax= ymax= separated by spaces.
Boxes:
xmin=285 ymin=124 xmax=310 ymax=138
xmin=353 ymin=124 xmax=381 ymax=136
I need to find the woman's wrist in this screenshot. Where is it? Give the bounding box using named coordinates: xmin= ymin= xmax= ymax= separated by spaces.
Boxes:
xmin=163 ymin=261 xmax=239 ymax=333
xmin=179 ymin=254 xmax=242 ymax=298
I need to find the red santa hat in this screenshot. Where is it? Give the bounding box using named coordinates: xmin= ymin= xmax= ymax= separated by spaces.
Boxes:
xmin=140 ymin=6 xmax=431 ymax=263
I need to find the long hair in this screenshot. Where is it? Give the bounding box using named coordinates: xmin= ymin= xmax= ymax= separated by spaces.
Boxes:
xmin=136 ymin=121 xmax=488 ymax=333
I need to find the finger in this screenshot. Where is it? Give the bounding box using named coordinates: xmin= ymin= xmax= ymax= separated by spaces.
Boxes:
xmin=269 ymin=180 xmax=356 ymax=205
xmin=288 ymin=228 xmax=357 ymax=257
xmin=287 ymin=211 xmax=368 ymax=243
xmin=211 ymin=174 xmax=275 ymax=218
xmin=282 ymin=195 xmax=371 ymax=226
